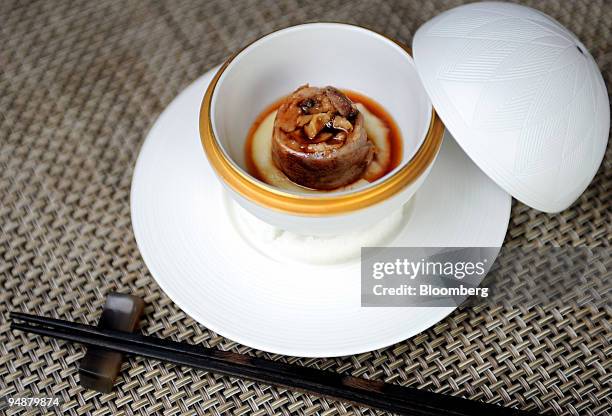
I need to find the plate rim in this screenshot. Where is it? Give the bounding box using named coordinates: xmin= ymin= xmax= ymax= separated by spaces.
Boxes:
xmin=130 ymin=67 xmax=511 ymax=357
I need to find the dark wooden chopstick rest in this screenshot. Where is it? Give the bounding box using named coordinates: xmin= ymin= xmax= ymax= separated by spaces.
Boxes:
xmin=79 ymin=293 xmax=144 ymax=393
xmin=11 ymin=310 xmax=542 ymax=416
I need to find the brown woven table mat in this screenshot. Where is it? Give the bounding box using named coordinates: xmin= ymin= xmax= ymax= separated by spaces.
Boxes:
xmin=1 ymin=0 xmax=610 ymax=415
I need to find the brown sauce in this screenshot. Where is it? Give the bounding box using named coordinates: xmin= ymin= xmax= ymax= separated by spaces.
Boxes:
xmin=245 ymin=90 xmax=403 ymax=189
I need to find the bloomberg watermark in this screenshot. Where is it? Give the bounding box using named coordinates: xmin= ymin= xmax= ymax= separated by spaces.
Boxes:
xmin=362 ymin=247 xmax=497 ymax=307
xmin=361 ymin=247 xmax=611 ymax=308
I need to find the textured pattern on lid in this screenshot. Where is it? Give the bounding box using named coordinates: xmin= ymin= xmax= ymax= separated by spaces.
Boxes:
xmin=413 ymin=1 xmax=610 ymax=212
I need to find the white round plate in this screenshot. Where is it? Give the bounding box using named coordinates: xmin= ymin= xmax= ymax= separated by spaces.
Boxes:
xmin=131 ymin=67 xmax=511 ymax=357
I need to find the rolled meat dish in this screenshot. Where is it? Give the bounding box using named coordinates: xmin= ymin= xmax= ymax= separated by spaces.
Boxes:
xmin=271 ymin=85 xmax=374 ymax=190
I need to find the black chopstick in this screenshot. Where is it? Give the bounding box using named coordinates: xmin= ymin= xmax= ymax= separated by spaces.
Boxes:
xmin=11 ymin=312 xmax=538 ymax=416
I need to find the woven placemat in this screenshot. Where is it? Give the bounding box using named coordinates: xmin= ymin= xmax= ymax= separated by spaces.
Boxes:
xmin=0 ymin=0 xmax=610 ymax=415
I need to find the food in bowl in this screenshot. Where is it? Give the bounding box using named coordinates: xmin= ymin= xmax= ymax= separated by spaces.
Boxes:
xmin=245 ymin=85 xmax=402 ymax=192
xmin=200 ymin=23 xmax=445 ymax=235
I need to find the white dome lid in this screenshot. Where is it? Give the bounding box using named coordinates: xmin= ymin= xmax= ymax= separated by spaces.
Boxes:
xmin=413 ymin=1 xmax=609 ymax=212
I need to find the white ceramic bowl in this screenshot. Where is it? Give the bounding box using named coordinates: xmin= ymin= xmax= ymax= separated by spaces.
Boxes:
xmin=200 ymin=23 xmax=444 ymax=236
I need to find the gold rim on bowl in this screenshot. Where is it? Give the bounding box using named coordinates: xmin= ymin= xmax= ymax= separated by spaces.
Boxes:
xmin=199 ymin=24 xmax=445 ymax=217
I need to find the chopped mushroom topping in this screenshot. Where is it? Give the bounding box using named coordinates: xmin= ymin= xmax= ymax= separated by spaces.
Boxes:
xmin=299 ymin=98 xmax=317 ymax=114
xmin=332 ymin=115 xmax=353 ymax=132
xmin=333 ymin=131 xmax=347 ymax=142
xmin=296 ymin=114 xmax=312 ymax=127
xmin=325 ymin=86 xmax=355 ymax=117
xmin=304 ymin=112 xmax=332 ymax=139
xmin=309 ymin=131 xmax=334 ymax=144
xmin=272 ymin=85 xmax=373 ymax=190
